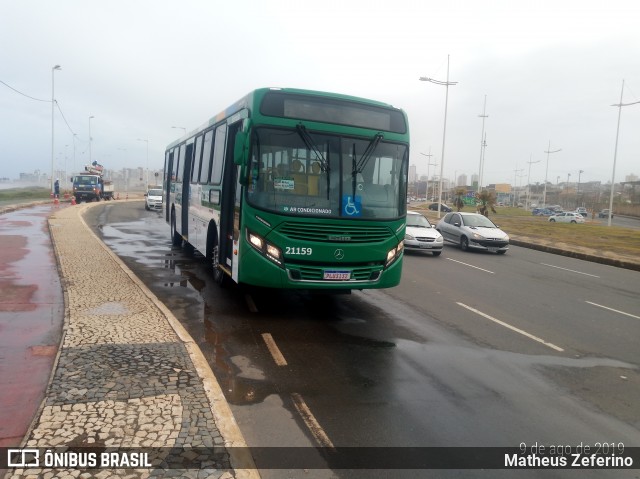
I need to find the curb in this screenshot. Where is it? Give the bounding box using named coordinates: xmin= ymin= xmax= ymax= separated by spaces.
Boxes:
xmin=509 ymin=238 xmax=640 ymax=272
xmin=5 ymin=201 xmax=259 ymax=479
xmin=75 ymin=202 xmax=259 ymax=478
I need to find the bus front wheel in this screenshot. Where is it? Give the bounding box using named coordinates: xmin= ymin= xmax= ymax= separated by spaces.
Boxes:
xmin=170 ymin=212 xmax=182 ymax=246
xmin=206 ymin=230 xmax=228 ymax=287
xmin=211 ymin=244 xmax=229 ymax=287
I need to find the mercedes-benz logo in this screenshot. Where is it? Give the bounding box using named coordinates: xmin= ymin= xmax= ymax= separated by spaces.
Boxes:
xmin=334 ymin=249 xmax=345 ymax=260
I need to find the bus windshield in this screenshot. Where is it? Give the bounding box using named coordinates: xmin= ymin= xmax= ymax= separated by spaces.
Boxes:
xmin=247 ymin=127 xmax=408 ymax=219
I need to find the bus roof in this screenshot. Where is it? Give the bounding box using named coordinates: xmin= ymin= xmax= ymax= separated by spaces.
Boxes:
xmin=166 ymin=87 xmax=407 ymax=150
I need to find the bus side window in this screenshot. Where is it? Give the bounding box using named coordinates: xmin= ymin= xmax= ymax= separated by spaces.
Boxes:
xmin=210 ymin=124 xmax=227 ymax=185
xmin=199 ymin=130 xmax=214 ymax=184
xmin=176 ymin=145 xmax=186 ymax=182
xmin=171 ymin=148 xmax=180 ymax=182
xmin=191 ymin=135 xmax=203 ymax=183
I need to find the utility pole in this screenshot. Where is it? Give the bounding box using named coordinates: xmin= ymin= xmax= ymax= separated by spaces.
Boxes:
xmin=477 ymin=95 xmax=488 ymax=193
xmin=577 ymin=169 xmax=584 ymax=208
xmin=420 ymin=150 xmax=433 ymax=201
xmin=513 ymin=166 xmax=524 ymax=207
xmin=543 ymin=141 xmax=562 ymax=206
xmin=526 ymin=155 xmax=541 ymax=210
xmin=608 ymin=79 xmax=640 ymax=226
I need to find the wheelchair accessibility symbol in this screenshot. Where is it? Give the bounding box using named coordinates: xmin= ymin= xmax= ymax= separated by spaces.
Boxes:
xmin=342 ymin=195 xmax=361 ymax=217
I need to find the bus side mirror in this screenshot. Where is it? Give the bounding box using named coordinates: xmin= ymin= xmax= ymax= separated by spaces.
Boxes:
xmin=234 ymin=131 xmax=247 ymax=166
xmin=234 ymin=119 xmax=252 ymax=185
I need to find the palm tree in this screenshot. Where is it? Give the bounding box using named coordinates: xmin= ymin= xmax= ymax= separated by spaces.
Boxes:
xmin=453 ymin=187 xmax=466 ymax=212
xmin=476 ymin=190 xmax=497 ymax=217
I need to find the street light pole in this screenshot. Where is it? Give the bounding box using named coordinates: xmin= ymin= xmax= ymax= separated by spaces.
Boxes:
xmin=420 ymin=150 xmax=432 ymax=201
xmin=526 ymin=155 xmax=540 ymax=210
xmin=479 ymin=132 xmax=487 ymax=193
xmin=577 ymin=169 xmax=584 ymax=208
xmin=88 ymin=116 xmax=95 ymax=164
xmin=477 ymin=95 xmax=488 ymax=193
xmin=513 ymin=166 xmax=524 ymax=207
xmin=543 ymin=140 xmax=561 ymax=207
xmin=608 ymin=79 xmax=640 ymax=226
xmin=51 ymin=65 xmax=61 ymax=193
xmin=420 ymin=54 xmax=458 ymax=218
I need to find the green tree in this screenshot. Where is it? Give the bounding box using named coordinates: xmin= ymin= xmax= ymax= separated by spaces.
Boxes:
xmin=476 ymin=190 xmax=497 ymax=217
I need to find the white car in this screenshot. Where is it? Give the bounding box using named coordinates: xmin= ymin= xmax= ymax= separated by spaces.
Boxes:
xmin=145 ymin=188 xmax=163 ymax=211
xmin=436 ymin=212 xmax=509 ymax=254
xmin=404 ymin=210 xmax=443 ymax=256
xmin=549 ymin=212 xmax=585 ymax=224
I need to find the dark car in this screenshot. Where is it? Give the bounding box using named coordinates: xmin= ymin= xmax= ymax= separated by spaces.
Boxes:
xmin=533 ymin=208 xmax=554 ymax=216
xmin=598 ymin=209 xmax=613 ymax=219
xmin=428 ymin=202 xmax=452 ymax=212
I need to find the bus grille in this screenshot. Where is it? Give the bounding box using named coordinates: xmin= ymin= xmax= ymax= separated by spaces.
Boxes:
xmin=278 ymin=222 xmax=393 ymax=243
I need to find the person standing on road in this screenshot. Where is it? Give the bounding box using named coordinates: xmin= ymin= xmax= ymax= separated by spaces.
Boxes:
xmin=54 ymin=178 xmax=60 ymax=197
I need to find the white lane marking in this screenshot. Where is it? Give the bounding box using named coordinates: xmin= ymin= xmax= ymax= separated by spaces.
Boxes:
xmin=540 ymin=263 xmax=600 ymax=278
xmin=457 ymin=302 xmax=564 ymax=352
xmin=586 ymin=301 xmax=640 ymax=320
xmin=291 ymin=392 xmax=335 ymax=449
xmin=446 ymin=258 xmax=495 ymax=274
xmin=261 ymin=333 xmax=288 ymax=366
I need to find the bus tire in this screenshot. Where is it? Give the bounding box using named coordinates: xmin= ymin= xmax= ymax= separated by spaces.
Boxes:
xmin=206 ymin=226 xmax=228 ymax=287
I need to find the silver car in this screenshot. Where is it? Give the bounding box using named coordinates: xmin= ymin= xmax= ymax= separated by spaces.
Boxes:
xmin=436 ymin=212 xmax=509 ymax=254
xmin=404 ymin=211 xmax=443 ymax=256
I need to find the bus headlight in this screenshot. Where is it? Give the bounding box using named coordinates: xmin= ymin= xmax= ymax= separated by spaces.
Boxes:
xmin=249 ymin=232 xmax=263 ymax=249
xmin=246 ymin=229 xmax=283 ymax=267
xmin=386 ymin=240 xmax=404 ymax=267
xmin=266 ymin=244 xmax=281 ymax=261
xmin=386 ymin=248 xmax=396 ymax=265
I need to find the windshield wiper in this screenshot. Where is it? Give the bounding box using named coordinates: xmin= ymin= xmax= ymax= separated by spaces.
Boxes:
xmin=295 ymin=124 xmax=331 ymax=199
xmin=351 ymin=133 xmax=383 ymax=199
xmin=296 ymin=124 xmax=329 ymax=172
xmin=355 ymin=133 xmax=383 ymax=173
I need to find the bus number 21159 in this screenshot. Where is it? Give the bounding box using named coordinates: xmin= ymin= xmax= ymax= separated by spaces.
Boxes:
xmin=286 ymin=247 xmax=313 ymax=255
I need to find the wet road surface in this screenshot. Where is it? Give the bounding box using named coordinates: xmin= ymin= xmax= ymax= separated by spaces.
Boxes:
xmin=86 ymin=201 xmax=640 ymax=478
xmin=0 ymin=204 xmax=64 ymax=447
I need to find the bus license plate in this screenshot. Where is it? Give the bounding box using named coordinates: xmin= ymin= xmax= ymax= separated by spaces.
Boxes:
xmin=324 ymin=270 xmax=351 ymax=280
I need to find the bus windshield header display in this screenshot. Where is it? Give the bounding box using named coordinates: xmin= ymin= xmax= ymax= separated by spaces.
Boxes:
xmin=260 ymin=92 xmax=407 ymax=134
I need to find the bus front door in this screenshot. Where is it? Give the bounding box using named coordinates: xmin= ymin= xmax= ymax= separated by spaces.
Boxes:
xmin=218 ymin=123 xmax=241 ymax=281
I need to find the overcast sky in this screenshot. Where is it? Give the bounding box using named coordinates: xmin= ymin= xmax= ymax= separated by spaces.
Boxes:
xmin=1 ymin=0 xmax=639 ymax=187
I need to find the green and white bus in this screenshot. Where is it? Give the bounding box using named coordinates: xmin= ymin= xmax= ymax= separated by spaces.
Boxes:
xmin=164 ymin=87 xmax=409 ymax=290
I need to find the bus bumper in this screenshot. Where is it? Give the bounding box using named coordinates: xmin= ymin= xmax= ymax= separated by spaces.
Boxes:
xmin=239 ymin=245 xmax=403 ymax=290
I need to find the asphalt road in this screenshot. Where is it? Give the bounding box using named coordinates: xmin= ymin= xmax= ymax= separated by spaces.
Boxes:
xmin=86 ymin=201 xmax=640 ymax=478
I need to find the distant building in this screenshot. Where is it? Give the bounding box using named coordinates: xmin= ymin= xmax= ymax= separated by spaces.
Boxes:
xmin=409 ymin=165 xmax=417 ymax=184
